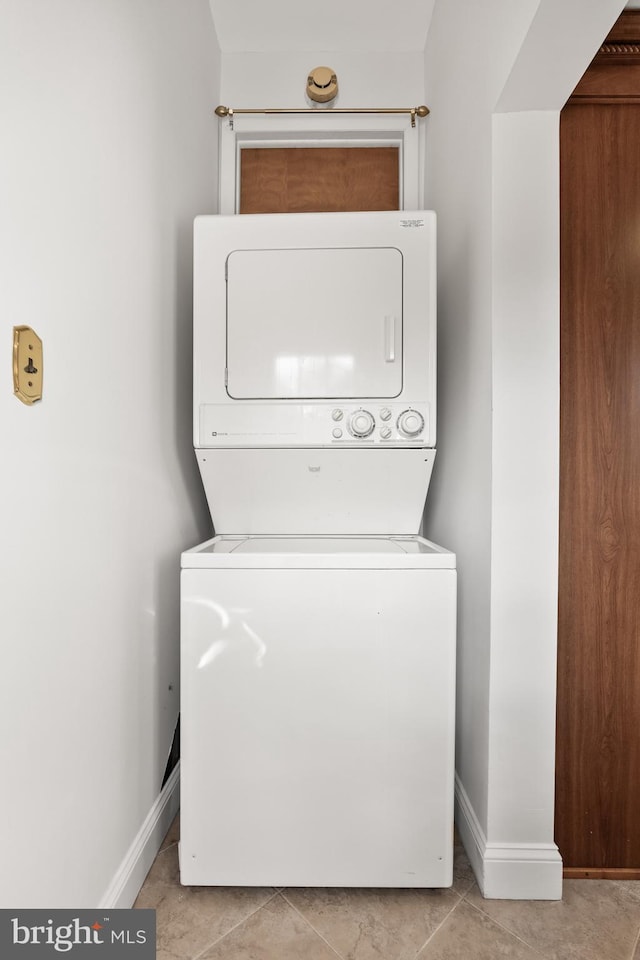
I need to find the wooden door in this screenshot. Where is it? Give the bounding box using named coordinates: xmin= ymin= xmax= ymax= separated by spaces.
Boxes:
xmin=239 ymin=146 xmax=400 ymax=213
xmin=556 ymin=11 xmax=640 ymax=877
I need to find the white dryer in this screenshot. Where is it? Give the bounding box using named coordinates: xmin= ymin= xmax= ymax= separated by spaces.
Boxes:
xmin=193 ymin=211 xmax=437 ymax=535
xmin=180 ymin=535 xmax=456 ymax=888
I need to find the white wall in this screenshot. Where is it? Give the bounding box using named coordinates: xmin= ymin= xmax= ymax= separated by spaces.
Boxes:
xmin=423 ymin=0 xmax=541 ymax=851
xmin=423 ymin=0 xmax=625 ymax=897
xmin=0 ymin=0 xmax=219 ymax=907
xmin=210 ymin=0 xmax=435 ymax=53
xmin=220 ymin=50 xmax=425 ymax=108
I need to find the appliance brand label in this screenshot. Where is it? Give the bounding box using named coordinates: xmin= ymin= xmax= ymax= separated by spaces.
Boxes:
xmin=399 ymin=218 xmax=425 ymax=228
xmin=0 ymin=910 xmax=155 ymax=958
xmin=210 ymin=430 xmax=297 ymax=438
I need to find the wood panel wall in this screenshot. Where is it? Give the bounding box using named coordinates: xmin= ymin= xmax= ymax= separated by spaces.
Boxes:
xmin=556 ymin=11 xmax=640 ymax=877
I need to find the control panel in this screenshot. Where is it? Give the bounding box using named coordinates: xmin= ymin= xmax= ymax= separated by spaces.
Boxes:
xmin=199 ymin=402 xmax=432 ymax=447
xmin=329 ymin=405 xmax=426 ymax=442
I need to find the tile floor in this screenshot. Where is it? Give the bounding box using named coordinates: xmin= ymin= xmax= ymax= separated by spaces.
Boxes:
xmin=135 ymin=816 xmax=640 ymax=960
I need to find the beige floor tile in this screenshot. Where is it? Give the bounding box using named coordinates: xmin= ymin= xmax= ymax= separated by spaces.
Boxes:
xmin=452 ymin=842 xmax=475 ymax=897
xmin=199 ymin=894 xmax=342 ymax=960
xmin=614 ymin=881 xmax=640 ymax=903
xmin=137 ymin=841 xmax=181 ymax=889
xmin=465 ymin=879 xmax=640 ymax=960
xmin=283 ymin=884 xmax=459 ymax=960
xmin=134 ymin=845 xmax=277 ymax=960
xmin=417 ymin=899 xmax=544 ymax=959
xmin=134 ymin=818 xmax=640 ymax=960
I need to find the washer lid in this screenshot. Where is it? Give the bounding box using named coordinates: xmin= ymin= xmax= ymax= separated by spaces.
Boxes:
xmin=181 ymin=535 xmax=456 ymax=569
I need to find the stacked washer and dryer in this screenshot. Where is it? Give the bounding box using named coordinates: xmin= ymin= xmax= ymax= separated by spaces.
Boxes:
xmin=180 ymin=210 xmax=456 ymax=888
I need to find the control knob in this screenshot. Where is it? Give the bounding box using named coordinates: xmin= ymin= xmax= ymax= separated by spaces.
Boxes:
xmin=397 ymin=410 xmax=425 ymax=437
xmin=348 ymin=410 xmax=375 ymax=438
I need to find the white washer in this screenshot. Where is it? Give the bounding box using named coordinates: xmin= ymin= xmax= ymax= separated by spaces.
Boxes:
xmin=180 ymin=535 xmax=456 ymax=888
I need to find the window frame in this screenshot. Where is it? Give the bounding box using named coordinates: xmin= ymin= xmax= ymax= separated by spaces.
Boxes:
xmin=218 ymin=112 xmax=424 ymax=214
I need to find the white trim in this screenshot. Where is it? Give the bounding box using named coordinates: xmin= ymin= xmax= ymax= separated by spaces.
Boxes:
xmin=455 ymin=773 xmax=563 ymax=900
xmin=99 ymin=763 xmax=181 ymax=909
xmin=454 ymin=771 xmax=487 ymax=886
xmin=218 ymin=113 xmax=424 ymax=214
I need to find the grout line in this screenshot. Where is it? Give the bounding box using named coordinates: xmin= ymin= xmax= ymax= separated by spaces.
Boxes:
xmin=189 ymin=888 xmax=282 ymax=960
xmin=462 ymin=898 xmax=549 ymax=959
xmin=629 ymin=921 xmax=640 ymax=960
xmin=158 ymin=840 xmax=178 ymax=855
xmin=413 ymin=892 xmax=464 ymax=957
xmin=279 ymin=891 xmax=348 ymax=960
xmin=455 ymin=879 xmax=476 ymax=900
xmin=450 ymin=874 xmax=475 ymax=902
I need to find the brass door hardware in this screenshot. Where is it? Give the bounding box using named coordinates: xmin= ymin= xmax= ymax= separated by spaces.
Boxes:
xmin=13 ymin=326 xmax=43 ymax=405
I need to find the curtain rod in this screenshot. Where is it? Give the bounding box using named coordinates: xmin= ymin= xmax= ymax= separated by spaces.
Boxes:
xmin=214 ymin=105 xmax=430 ymax=128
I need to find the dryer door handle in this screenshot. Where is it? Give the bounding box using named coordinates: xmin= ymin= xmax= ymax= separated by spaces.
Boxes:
xmin=384 ymin=315 xmax=396 ymax=363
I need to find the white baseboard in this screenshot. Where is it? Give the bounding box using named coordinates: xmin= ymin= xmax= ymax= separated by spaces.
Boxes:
xmin=454 ymin=771 xmax=486 ymax=885
xmin=455 ymin=773 xmax=562 ymax=900
xmin=99 ymin=763 xmax=181 ymax=909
